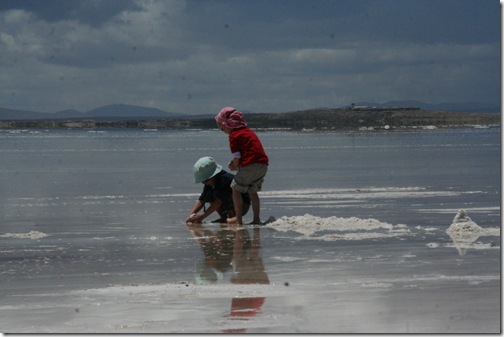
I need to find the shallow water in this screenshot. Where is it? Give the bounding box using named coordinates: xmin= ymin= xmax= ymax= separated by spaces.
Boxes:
xmin=0 ymin=127 xmax=500 ymax=333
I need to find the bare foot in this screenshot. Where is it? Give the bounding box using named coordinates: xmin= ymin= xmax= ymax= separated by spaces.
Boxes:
xmin=226 ymin=217 xmax=244 ymax=225
xmin=226 ymin=217 xmax=238 ymax=224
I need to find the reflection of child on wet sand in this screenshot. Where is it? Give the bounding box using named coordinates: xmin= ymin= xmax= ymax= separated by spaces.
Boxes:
xmin=215 ymin=107 xmax=269 ymax=225
xmin=223 ymin=227 xmax=269 ymax=333
xmin=186 ymin=224 xmax=269 ymax=288
xmin=186 ymin=223 xmax=236 ymax=283
xmin=185 ymin=222 xmax=269 ymax=333
xmin=230 ymin=227 xmax=269 ymax=285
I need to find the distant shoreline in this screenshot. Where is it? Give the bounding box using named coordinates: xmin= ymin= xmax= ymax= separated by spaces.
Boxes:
xmin=0 ymin=108 xmax=500 ymax=131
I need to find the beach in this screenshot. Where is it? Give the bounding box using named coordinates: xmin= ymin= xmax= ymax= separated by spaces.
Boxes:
xmin=0 ymin=128 xmax=500 ymax=333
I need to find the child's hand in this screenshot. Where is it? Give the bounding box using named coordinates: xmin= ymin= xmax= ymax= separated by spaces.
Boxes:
xmin=228 ymin=158 xmax=239 ymax=171
xmin=186 ymin=213 xmax=203 ymax=224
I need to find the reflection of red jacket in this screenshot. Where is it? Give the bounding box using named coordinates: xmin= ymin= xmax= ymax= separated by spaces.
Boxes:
xmin=230 ymin=297 xmax=266 ymax=317
xmin=229 ymin=128 xmax=269 ymax=167
xmin=221 ymin=297 xmax=266 ymax=333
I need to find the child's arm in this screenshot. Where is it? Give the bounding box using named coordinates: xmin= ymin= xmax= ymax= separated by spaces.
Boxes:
xmin=186 ymin=200 xmax=204 ymax=223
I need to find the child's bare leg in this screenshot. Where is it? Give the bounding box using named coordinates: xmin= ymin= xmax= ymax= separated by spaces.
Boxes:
xmin=227 ymin=188 xmax=243 ymax=225
xmin=248 ymin=191 xmax=261 ymax=224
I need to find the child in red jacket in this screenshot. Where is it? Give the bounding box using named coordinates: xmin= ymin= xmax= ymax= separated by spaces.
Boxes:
xmin=215 ymin=107 xmax=269 ymax=225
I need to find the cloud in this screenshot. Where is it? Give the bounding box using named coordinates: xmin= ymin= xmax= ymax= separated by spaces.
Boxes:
xmin=0 ymin=0 xmax=499 ymax=114
xmin=0 ymin=1 xmax=189 ymax=68
xmin=0 ymin=0 xmax=141 ymax=26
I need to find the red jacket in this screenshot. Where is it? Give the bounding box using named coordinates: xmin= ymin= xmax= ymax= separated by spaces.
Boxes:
xmin=229 ymin=127 xmax=269 ymax=167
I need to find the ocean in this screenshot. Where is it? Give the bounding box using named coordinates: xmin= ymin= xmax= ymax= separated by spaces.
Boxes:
xmin=0 ymin=127 xmax=500 ymax=333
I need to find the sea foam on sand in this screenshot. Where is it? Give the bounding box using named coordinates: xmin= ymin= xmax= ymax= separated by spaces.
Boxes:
xmin=266 ymin=214 xmax=409 ymax=241
xmin=447 ymin=209 xmax=489 ymax=235
xmin=444 ymin=209 xmax=500 ymax=255
xmin=0 ymin=231 xmax=49 ymax=240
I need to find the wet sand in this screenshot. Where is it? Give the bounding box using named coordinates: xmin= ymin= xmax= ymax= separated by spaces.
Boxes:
xmin=1 ymin=210 xmax=500 ymax=333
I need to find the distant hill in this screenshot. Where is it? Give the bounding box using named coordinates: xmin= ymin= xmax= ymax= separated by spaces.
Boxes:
xmin=347 ymin=100 xmax=500 ymax=113
xmin=0 ymin=101 xmax=499 ymax=121
xmin=2 ymin=107 xmax=499 ymax=130
xmin=0 ymin=104 xmax=184 ymax=120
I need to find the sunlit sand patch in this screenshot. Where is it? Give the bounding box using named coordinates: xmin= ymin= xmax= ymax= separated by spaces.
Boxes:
xmin=261 ymin=187 xmax=484 ymax=212
xmin=328 ymin=274 xmax=500 ymax=289
xmin=2 ymin=282 xmax=291 ymax=333
xmin=360 ymin=282 xmax=394 ymax=288
xmin=416 ymin=206 xmax=500 ymax=214
xmin=313 ymin=231 xmax=408 ymax=241
xmin=271 ymin=256 xmax=305 ymax=262
xmin=262 ymin=186 xmax=463 ymax=201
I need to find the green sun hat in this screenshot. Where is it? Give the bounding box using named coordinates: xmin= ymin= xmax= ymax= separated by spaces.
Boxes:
xmin=193 ymin=156 xmax=222 ymax=183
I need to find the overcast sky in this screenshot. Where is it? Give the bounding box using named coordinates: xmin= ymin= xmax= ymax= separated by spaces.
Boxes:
xmin=0 ymin=0 xmax=500 ymax=114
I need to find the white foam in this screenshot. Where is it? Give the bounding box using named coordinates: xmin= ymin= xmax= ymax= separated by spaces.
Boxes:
xmin=446 ymin=209 xmax=500 ymax=238
xmin=0 ymin=231 xmax=49 ymax=240
xmin=266 ymin=214 xmax=409 ymax=241
xmin=445 ymin=209 xmax=500 ymax=256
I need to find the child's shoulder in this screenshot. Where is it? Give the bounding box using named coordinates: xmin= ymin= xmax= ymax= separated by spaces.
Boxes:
xmin=230 ymin=127 xmax=251 ymax=136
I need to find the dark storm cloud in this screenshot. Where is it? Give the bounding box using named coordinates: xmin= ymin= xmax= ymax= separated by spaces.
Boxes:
xmin=357 ymin=0 xmax=499 ymax=44
xmin=0 ymin=0 xmax=499 ymax=114
xmin=180 ymin=0 xmax=499 ymax=49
